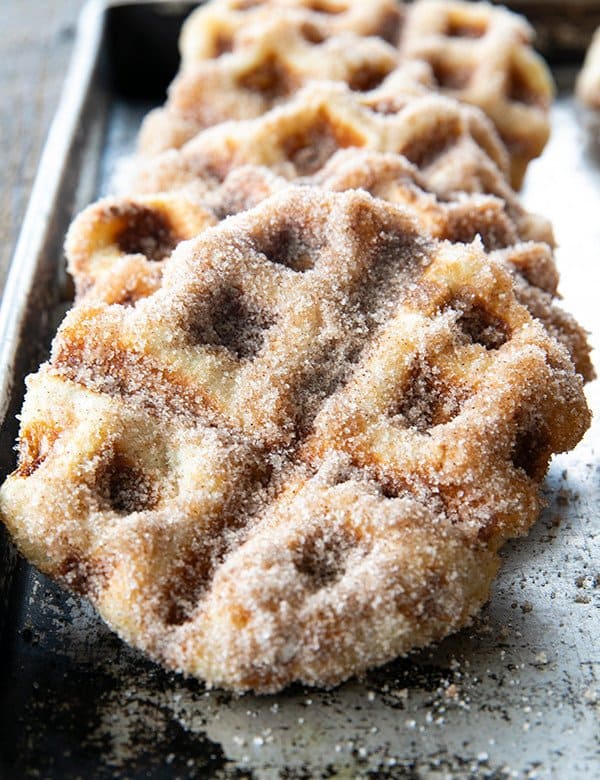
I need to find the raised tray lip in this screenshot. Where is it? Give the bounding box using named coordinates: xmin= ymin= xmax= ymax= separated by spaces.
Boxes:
xmin=0 ymin=0 xmax=190 ymax=431
xmin=0 ymin=0 xmax=108 ymax=427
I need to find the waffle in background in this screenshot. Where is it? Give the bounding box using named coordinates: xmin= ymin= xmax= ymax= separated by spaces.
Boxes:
xmin=400 ymin=0 xmax=553 ymax=188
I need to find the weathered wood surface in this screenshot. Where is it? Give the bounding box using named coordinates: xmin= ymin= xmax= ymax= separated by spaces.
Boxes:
xmin=0 ymin=1 xmax=85 ymax=296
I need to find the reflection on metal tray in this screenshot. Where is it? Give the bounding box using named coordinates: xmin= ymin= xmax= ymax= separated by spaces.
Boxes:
xmin=0 ymin=2 xmax=598 ymax=778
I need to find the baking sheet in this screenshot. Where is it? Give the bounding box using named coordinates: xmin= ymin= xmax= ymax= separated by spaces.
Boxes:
xmin=0 ymin=2 xmax=598 ymax=778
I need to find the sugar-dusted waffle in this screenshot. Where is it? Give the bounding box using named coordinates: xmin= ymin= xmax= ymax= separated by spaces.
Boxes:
xmin=67 ymin=148 xmax=593 ymax=380
xmin=131 ymin=81 xmax=510 ymax=195
xmin=179 ymin=0 xmax=403 ymax=66
xmin=400 ymin=0 xmax=554 ymax=187
xmin=0 ymin=189 xmax=590 ymax=692
xmin=139 ymin=28 xmax=405 ymax=155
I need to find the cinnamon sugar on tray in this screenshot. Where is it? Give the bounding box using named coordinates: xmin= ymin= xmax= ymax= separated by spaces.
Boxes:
xmin=0 ymin=0 xmax=593 ymax=693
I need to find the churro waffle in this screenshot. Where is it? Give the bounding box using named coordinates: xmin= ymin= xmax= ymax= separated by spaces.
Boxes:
xmin=401 ymin=0 xmax=554 ymax=188
xmin=576 ymin=28 xmax=600 ymax=109
xmin=151 ymin=0 xmax=403 ymax=157
xmin=179 ymin=0 xmax=403 ymax=67
xmin=131 ymin=81 xmax=510 ymax=196
xmin=70 ymin=147 xmax=547 ymax=300
xmin=0 ymin=189 xmax=590 ymax=692
xmin=65 ymin=153 xmax=593 ymax=381
xmin=139 ymin=28 xmax=405 ymax=155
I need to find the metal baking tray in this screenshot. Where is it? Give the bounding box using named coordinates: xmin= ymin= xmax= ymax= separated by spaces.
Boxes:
xmin=0 ymin=1 xmax=598 ymax=777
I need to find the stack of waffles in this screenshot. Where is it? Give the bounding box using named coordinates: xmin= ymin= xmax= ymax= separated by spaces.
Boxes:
xmin=0 ymin=0 xmax=593 ymax=693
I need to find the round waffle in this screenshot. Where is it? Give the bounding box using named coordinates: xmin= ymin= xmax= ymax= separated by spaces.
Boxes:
xmin=70 ymin=148 xmax=548 ymax=301
xmin=179 ymin=0 xmax=403 ymax=66
xmin=159 ymin=0 xmax=404 ymax=157
xmin=139 ymin=29 xmax=405 ymax=155
xmin=67 ymin=148 xmax=593 ymax=380
xmin=400 ymin=0 xmax=554 ymax=188
xmin=131 ymin=81 xmax=510 ymax=196
xmin=0 ymin=189 xmax=590 ymax=692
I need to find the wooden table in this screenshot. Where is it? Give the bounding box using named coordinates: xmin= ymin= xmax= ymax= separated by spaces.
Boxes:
xmin=0 ymin=0 xmax=85 ymax=295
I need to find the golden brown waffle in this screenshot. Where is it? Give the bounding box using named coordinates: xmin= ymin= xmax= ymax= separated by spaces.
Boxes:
xmin=66 ymin=146 xmax=593 ymax=380
xmin=179 ymin=0 xmax=403 ymax=66
xmin=71 ymin=147 xmax=544 ymax=297
xmin=0 ymin=189 xmax=590 ymax=692
xmin=65 ymin=192 xmax=217 ymax=303
xmin=139 ymin=29 xmax=404 ymax=155
xmin=131 ymin=81 xmax=510 ymax=196
xmin=400 ymin=0 xmax=554 ymax=188
xmin=68 ymin=149 xmax=536 ymax=296
xmin=576 ymin=28 xmax=600 ymax=109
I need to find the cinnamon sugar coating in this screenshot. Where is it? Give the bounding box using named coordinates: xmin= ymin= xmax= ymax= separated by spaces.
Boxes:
xmin=139 ymin=30 xmax=405 ymax=155
xmin=304 ymin=149 xmax=552 ymax=247
xmin=131 ymin=81 xmax=509 ymax=196
xmin=0 ymin=0 xmax=591 ymax=694
xmin=179 ymin=0 xmax=403 ymax=66
xmin=0 ymin=189 xmax=590 ymax=692
xmin=69 ymin=149 xmax=541 ymax=302
xmin=400 ymin=0 xmax=553 ymax=188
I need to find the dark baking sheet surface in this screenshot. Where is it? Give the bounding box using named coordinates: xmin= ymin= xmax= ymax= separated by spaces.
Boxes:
xmin=0 ymin=2 xmax=598 ymax=778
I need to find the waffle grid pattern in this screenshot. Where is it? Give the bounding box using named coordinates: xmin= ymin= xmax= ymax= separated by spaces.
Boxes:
xmin=1 ymin=190 xmax=590 ymax=690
